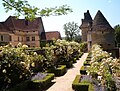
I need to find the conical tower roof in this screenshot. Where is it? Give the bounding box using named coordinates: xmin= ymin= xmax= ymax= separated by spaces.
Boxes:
xmin=92 ymin=10 xmax=113 ymax=31
xmin=80 ymin=10 xmax=92 ymax=28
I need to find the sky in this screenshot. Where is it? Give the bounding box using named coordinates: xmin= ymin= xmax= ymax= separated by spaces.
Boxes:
xmin=0 ymin=0 xmax=120 ymax=37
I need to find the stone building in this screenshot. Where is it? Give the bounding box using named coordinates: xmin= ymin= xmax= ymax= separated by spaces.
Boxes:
xmin=45 ymin=31 xmax=61 ymax=41
xmin=0 ymin=16 xmax=61 ymax=47
xmin=80 ymin=10 xmax=115 ymax=51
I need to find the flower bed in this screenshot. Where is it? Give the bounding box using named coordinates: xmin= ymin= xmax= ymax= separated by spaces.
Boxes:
xmin=32 ymin=73 xmax=54 ymax=87
xmin=86 ymin=57 xmax=91 ymax=61
xmin=0 ymin=40 xmax=84 ymax=90
xmin=83 ymin=61 xmax=90 ymax=66
xmin=80 ymin=66 xmax=89 ymax=75
xmin=72 ymin=75 xmax=94 ymax=91
xmin=88 ymin=44 xmax=119 ymax=90
xmin=47 ymin=65 xmax=67 ymax=76
xmin=8 ymin=73 xmax=54 ymax=91
xmin=55 ymin=65 xmax=67 ymax=76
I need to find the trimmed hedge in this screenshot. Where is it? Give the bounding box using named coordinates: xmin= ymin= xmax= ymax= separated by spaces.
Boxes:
xmin=79 ymin=52 xmax=83 ymax=58
xmin=80 ymin=66 xmax=87 ymax=75
xmin=83 ymin=61 xmax=90 ymax=66
xmin=86 ymin=57 xmax=91 ymax=61
xmin=72 ymin=75 xmax=94 ymax=91
xmin=32 ymin=73 xmax=54 ymax=87
xmin=55 ymin=65 xmax=67 ymax=76
xmin=47 ymin=65 xmax=67 ymax=76
xmin=61 ymin=61 xmax=73 ymax=68
xmin=8 ymin=73 xmax=54 ymax=91
xmin=72 ymin=58 xmax=77 ymax=63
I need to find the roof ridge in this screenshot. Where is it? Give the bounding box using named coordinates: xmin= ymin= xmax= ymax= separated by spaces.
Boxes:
xmin=45 ymin=31 xmax=60 ymax=33
xmin=92 ymin=10 xmax=113 ymax=31
xmin=10 ymin=16 xmax=16 ymax=30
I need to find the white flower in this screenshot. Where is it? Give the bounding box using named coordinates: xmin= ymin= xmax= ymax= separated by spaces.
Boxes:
xmin=17 ymin=42 xmax=22 ymax=47
xmin=2 ymin=69 xmax=7 ymax=73
xmin=8 ymin=64 xmax=11 ymax=67
xmin=8 ymin=79 xmax=11 ymax=83
xmin=20 ymin=61 xmax=25 ymax=65
xmin=19 ymin=75 xmax=22 ymax=79
xmin=31 ymin=62 xmax=35 ymax=67
xmin=33 ymin=52 xmax=37 ymax=56
xmin=22 ymin=44 xmax=28 ymax=48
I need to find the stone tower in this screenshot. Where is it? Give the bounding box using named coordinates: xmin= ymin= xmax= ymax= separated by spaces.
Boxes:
xmin=91 ymin=10 xmax=115 ymax=50
xmin=80 ymin=10 xmax=92 ymax=42
xmin=80 ymin=10 xmax=115 ymax=51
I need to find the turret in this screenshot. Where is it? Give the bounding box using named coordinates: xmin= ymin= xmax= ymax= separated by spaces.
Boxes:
xmin=80 ymin=10 xmax=92 ymax=42
xmin=91 ymin=10 xmax=115 ymax=49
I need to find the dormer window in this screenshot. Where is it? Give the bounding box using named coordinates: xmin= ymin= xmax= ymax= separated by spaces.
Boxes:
xmin=1 ymin=35 xmax=3 ymax=41
xmin=26 ymin=37 xmax=30 ymax=41
xmin=32 ymin=36 xmax=35 ymax=41
xmin=9 ymin=36 xmax=12 ymax=41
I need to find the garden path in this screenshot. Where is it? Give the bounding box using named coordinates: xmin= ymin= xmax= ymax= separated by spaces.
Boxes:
xmin=46 ymin=53 xmax=89 ymax=91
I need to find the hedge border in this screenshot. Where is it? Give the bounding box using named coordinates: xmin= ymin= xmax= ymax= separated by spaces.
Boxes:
xmin=72 ymin=75 xmax=94 ymax=91
xmin=80 ymin=66 xmax=87 ymax=75
xmin=55 ymin=65 xmax=67 ymax=76
xmin=8 ymin=73 xmax=54 ymax=91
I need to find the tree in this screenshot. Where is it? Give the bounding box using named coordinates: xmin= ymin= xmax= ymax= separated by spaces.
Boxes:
xmin=114 ymin=24 xmax=120 ymax=46
xmin=2 ymin=0 xmax=73 ymax=20
xmin=63 ymin=21 xmax=80 ymax=42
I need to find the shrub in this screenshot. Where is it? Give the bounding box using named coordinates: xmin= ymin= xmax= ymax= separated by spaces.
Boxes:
xmin=47 ymin=65 xmax=67 ymax=76
xmin=0 ymin=44 xmax=45 ymax=90
xmin=83 ymin=61 xmax=90 ymax=66
xmin=0 ymin=45 xmax=31 ymax=90
xmin=8 ymin=73 xmax=54 ymax=91
xmin=86 ymin=57 xmax=91 ymax=61
xmin=55 ymin=65 xmax=67 ymax=76
xmin=32 ymin=73 xmax=54 ymax=87
xmin=80 ymin=66 xmax=87 ymax=75
xmin=72 ymin=75 xmax=94 ymax=91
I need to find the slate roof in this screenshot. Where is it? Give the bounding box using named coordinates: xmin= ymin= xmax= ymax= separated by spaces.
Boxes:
xmin=0 ymin=16 xmax=45 ymax=32
xmin=80 ymin=10 xmax=92 ymax=28
xmin=0 ymin=22 xmax=12 ymax=33
xmin=92 ymin=10 xmax=113 ymax=31
xmin=45 ymin=31 xmax=61 ymax=41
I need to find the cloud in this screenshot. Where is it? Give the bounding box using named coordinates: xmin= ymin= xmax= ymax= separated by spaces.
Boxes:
xmin=108 ymin=0 xmax=112 ymax=3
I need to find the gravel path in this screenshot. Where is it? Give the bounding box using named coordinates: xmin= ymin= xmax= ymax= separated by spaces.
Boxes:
xmin=46 ymin=53 xmax=88 ymax=91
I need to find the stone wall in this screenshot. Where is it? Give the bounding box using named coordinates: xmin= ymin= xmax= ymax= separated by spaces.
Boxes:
xmin=91 ymin=31 xmax=115 ymax=50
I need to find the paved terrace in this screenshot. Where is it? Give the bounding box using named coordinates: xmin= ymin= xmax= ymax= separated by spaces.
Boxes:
xmin=46 ymin=53 xmax=89 ymax=91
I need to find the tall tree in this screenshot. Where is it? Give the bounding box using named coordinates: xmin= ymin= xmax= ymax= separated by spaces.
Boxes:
xmin=114 ymin=24 xmax=120 ymax=46
xmin=63 ymin=21 xmax=80 ymax=41
xmin=2 ymin=0 xmax=72 ymax=20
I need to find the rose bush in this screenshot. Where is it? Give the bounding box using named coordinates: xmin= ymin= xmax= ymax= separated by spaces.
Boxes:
xmin=0 ymin=43 xmax=45 ymax=90
xmin=88 ymin=44 xmax=120 ymax=90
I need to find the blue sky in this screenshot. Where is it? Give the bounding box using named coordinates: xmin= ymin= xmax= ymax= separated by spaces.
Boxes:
xmin=0 ymin=0 xmax=120 ymax=37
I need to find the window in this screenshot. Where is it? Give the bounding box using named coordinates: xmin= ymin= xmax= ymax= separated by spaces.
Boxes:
xmin=1 ymin=35 xmax=3 ymax=41
xmin=26 ymin=37 xmax=30 ymax=41
xmin=90 ymin=41 xmax=92 ymax=47
xmin=22 ymin=37 xmax=23 ymax=42
xmin=9 ymin=36 xmax=12 ymax=41
xmin=32 ymin=36 xmax=35 ymax=41
xmin=18 ymin=37 xmax=19 ymax=41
